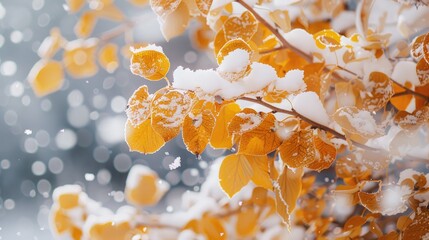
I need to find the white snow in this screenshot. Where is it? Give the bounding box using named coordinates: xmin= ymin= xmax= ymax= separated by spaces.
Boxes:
xmin=169 ymin=157 xmax=181 ymax=170
xmin=275 ymin=69 xmax=306 ymax=92
xmin=391 ymin=61 xmax=420 ymax=86
xmin=218 ymin=49 xmax=250 ymax=73
xmin=130 ymin=44 xmax=163 ymax=54
xmin=292 ymin=91 xmax=330 ymax=126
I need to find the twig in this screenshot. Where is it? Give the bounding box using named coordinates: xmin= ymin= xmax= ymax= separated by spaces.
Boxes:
xmin=99 ymin=20 xmax=134 ymax=44
xmin=238 ymin=96 xmax=428 ymax=163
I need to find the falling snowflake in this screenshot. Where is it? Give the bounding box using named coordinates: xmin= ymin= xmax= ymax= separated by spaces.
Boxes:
xmin=169 ymin=157 xmax=181 ymax=170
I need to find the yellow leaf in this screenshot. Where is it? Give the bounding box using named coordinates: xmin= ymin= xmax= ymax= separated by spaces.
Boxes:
xmin=151 ymin=89 xmax=192 ymax=141
xmin=126 ymin=86 xmax=151 ymax=126
xmin=237 ymin=113 xmax=282 ymax=156
xmin=95 ymin=3 xmax=124 ymax=21
xmin=195 ymin=0 xmax=212 ymax=15
xmin=279 ymin=129 xmax=316 ymax=168
xmin=274 ymin=166 xmax=303 ymax=227
xmin=228 ymin=108 xmax=262 ymax=136
xmin=63 ymin=39 xmax=98 ymax=79
xmin=236 ymin=208 xmax=258 ymax=237
xmin=410 ymin=33 xmax=425 ymax=61
xmin=269 ymin=10 xmax=291 ymax=33
xmin=150 ymin=0 xmax=182 ymax=18
xmin=210 ymin=102 xmax=241 ymax=149
xmin=66 ymin=0 xmax=85 ymax=13
xmin=125 ymin=118 xmax=165 ymax=154
xmin=182 ymin=110 xmax=215 ymax=155
xmin=358 ymin=185 xmax=408 ymax=216
xmin=130 ymin=46 xmax=170 ymax=81
xmin=74 ymin=11 xmax=97 ymax=38
xmin=247 ymin=155 xmax=272 ymax=189
xmin=217 ymin=38 xmax=253 ymax=64
xmin=98 ymin=43 xmax=119 ymax=73
xmin=313 ymin=29 xmax=342 ymax=50
xmin=223 ymin=11 xmax=258 ymax=42
xmin=307 ymin=130 xmax=336 ymax=172
xmin=89 ymin=221 xmax=133 ymax=240
xmin=160 ymin=1 xmax=190 ymax=41
xmin=201 ymin=215 xmax=227 ymax=240
xmin=28 ymin=60 xmax=64 ymax=97
xmin=125 ymin=165 xmax=169 ymax=206
xmin=218 ymin=154 xmax=253 ymax=198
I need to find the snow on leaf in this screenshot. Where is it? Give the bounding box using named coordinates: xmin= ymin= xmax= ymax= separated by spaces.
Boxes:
xmin=292 ymin=91 xmax=330 ymax=126
xmin=159 ymin=1 xmax=190 ymax=41
xmin=151 ymin=88 xmax=193 ymax=141
xmin=416 ymin=58 xmax=429 ymax=86
xmin=182 ymin=110 xmax=215 ymax=155
xmin=223 ymin=11 xmax=258 ymax=42
xmin=130 ymin=45 xmax=170 ymax=81
xmin=333 ymin=106 xmax=383 ymax=139
xmin=361 ymin=71 xmax=393 ymax=112
xmin=402 ymin=209 xmax=429 ymax=239
xmin=126 ymin=85 xmax=151 ymax=126
xmin=63 ymin=39 xmax=98 ymax=79
xmin=358 ymin=185 xmax=411 ymax=216
xmin=307 ymin=130 xmax=337 ymax=172
xmin=150 ymin=0 xmax=182 ymax=18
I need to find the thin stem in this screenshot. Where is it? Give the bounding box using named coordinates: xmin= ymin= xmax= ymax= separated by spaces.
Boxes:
xmin=237 ymin=0 xmax=429 ymax=101
xmin=238 ymin=96 xmax=428 ymax=162
xmin=99 ymin=20 xmax=134 ymax=44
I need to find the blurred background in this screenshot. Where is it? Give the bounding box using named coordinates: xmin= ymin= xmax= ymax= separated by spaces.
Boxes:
xmin=0 ymin=0 xmax=223 ymax=238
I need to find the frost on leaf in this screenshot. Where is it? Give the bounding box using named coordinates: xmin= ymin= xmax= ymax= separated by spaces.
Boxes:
xmin=195 ymin=0 xmax=213 ymax=15
xmin=130 ymin=45 xmax=170 ymax=81
xmin=403 ymin=210 xmax=429 ymax=240
xmin=28 ymin=60 xmax=64 ymax=97
xmin=159 ymin=1 xmax=190 ymax=41
xmin=216 ymin=38 xmax=254 ymax=65
xmin=126 ymin=85 xmax=151 ymax=126
xmin=274 ymin=166 xmax=303 ymax=228
xmin=151 ymin=89 xmax=192 ymax=141
xmin=333 ymin=106 xmax=383 ymax=139
xmin=237 ymin=113 xmax=282 ymax=156
xmin=223 ymin=11 xmax=258 ymax=42
xmin=358 ymin=185 xmax=411 ymax=216
xmin=150 ymin=0 xmax=182 ymax=18
xmin=182 ymin=109 xmax=215 ymax=155
xmin=307 ymin=130 xmax=336 ymax=172
xmin=394 ymin=106 xmax=429 ymax=129
xmin=360 ymin=72 xmax=393 ymax=111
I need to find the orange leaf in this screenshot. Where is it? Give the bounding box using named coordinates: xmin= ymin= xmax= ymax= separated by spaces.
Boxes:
xmin=237 ymin=113 xmax=282 ymax=156
xmin=182 ymin=110 xmax=215 ymax=155
xmin=210 ymin=102 xmax=241 ymax=149
xmin=236 ymin=208 xmax=259 ymax=237
xmin=74 ymin=11 xmax=97 ymax=38
xmin=63 ymin=39 xmax=98 ymax=79
xmin=274 ymin=166 xmax=303 ymax=227
xmin=150 ymin=0 xmax=182 ymax=18
xmin=279 ymin=129 xmax=316 ymax=168
xmin=66 ymin=0 xmax=85 ymax=13
xmin=130 ymin=45 xmax=170 ymax=81
xmin=416 ymin=58 xmax=429 ymax=86
xmin=307 ymin=130 xmax=336 ymax=172
xmin=402 ymin=209 xmax=429 ymax=240
xmin=361 ymin=71 xmax=393 ymax=111
xmin=218 ymin=154 xmax=253 ymax=198
xmin=332 ymin=106 xmax=383 ymax=139
xmin=151 ymin=89 xmax=192 ymax=141
xmin=223 ymin=11 xmax=258 ymax=42
xmin=247 ymin=155 xmax=272 ymax=189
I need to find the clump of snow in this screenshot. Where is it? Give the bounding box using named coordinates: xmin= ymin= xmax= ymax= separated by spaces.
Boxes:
xmin=338 ymin=108 xmax=382 ymax=137
xmin=173 ymin=62 xmax=278 ymax=99
xmin=130 ymin=44 xmax=163 ymax=54
xmin=380 ymin=185 xmax=411 ymax=216
xmin=126 ymin=165 xmax=170 ymax=196
xmin=275 ymin=69 xmax=306 ymax=92
xmin=398 ymin=169 xmax=421 ymax=185
xmin=169 ymin=157 xmax=181 ymax=170
xmin=218 ymin=49 xmax=250 ymax=73
xmin=292 ymin=91 xmax=330 ymax=126
xmin=391 ymin=61 xmax=420 ymax=86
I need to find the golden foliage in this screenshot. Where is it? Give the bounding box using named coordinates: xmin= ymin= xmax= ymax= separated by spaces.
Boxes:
xmin=125 ymin=118 xmax=165 ymax=154
xmin=130 ymin=47 xmax=170 ymax=80
xmin=28 ymin=60 xmax=64 ymax=97
xmin=279 ymin=129 xmax=315 ymax=168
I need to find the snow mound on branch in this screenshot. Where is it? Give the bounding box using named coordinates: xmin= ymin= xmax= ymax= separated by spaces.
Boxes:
xmin=275 ymin=69 xmax=306 ymax=92
xmin=292 ymin=91 xmax=330 ymax=126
